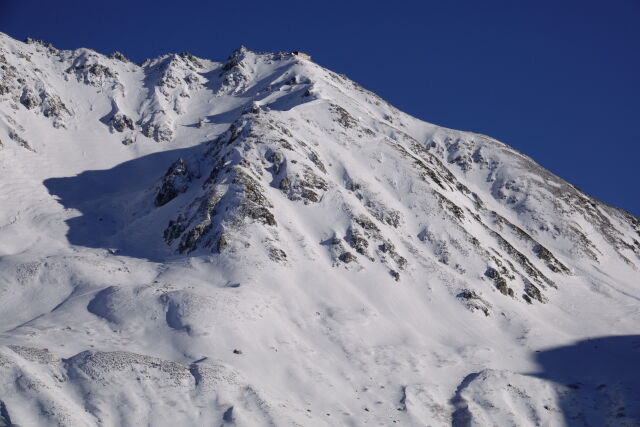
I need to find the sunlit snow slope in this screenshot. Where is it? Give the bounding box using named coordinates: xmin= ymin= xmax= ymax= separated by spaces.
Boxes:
xmin=1 ymin=33 xmax=639 ymax=426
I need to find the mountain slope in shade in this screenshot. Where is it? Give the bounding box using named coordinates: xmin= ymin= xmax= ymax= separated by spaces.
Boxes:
xmin=0 ymin=33 xmax=639 ymax=426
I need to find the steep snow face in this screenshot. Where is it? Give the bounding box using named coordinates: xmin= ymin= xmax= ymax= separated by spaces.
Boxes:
xmin=0 ymin=33 xmax=639 ymax=426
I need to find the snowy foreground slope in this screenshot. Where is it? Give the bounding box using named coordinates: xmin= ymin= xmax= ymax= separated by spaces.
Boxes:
xmin=0 ymin=33 xmax=639 ymax=426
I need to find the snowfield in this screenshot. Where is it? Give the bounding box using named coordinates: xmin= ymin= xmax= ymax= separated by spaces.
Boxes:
xmin=0 ymin=33 xmax=639 ymax=426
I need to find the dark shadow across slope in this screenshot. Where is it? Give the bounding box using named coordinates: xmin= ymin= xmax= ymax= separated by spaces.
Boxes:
xmin=44 ymin=145 xmax=202 ymax=262
xmin=531 ymin=335 xmax=640 ymax=425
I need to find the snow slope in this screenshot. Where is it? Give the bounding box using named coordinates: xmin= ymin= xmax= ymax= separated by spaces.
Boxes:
xmin=0 ymin=33 xmax=639 ymax=426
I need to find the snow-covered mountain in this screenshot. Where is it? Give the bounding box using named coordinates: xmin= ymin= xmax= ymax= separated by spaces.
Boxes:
xmin=0 ymin=33 xmax=639 ymax=426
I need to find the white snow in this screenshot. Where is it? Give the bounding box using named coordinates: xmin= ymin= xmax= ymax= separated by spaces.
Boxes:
xmin=0 ymin=33 xmax=639 ymax=426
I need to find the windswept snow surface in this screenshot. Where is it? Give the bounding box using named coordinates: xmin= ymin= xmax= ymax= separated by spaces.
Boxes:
xmin=0 ymin=34 xmax=639 ymax=426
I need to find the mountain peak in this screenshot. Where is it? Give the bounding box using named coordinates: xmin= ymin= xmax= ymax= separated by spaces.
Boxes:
xmin=0 ymin=32 xmax=639 ymax=425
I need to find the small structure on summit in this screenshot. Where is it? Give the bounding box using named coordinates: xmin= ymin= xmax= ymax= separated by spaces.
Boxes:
xmin=292 ymin=51 xmax=311 ymax=61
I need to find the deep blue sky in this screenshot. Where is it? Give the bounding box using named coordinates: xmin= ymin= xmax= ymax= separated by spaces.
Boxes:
xmin=2 ymin=0 xmax=639 ymax=216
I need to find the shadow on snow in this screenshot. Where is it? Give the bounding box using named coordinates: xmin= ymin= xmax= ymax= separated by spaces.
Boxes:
xmin=43 ymin=145 xmax=201 ymax=262
xmin=531 ymin=335 xmax=640 ymax=425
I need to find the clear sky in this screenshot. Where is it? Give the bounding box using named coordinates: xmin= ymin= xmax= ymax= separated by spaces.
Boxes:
xmin=2 ymin=0 xmax=639 ymax=216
